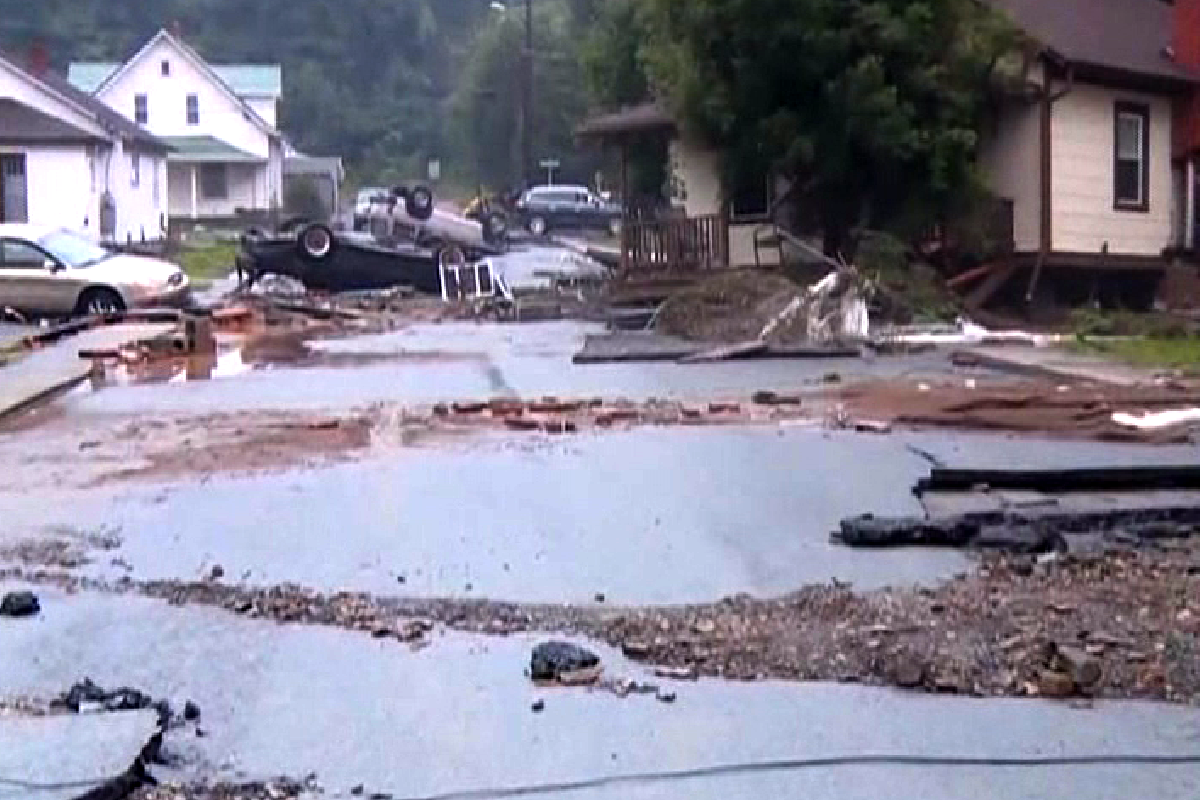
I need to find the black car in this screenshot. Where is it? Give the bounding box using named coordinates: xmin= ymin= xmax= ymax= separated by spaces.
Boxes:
xmin=238 ymin=222 xmax=444 ymax=295
xmin=516 ymin=185 xmax=622 ymax=237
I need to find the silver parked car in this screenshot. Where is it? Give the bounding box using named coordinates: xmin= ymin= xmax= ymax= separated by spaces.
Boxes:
xmin=0 ymin=224 xmax=189 ymax=317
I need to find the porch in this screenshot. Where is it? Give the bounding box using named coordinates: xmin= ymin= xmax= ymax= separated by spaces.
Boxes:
xmin=163 ymin=136 xmax=268 ymax=222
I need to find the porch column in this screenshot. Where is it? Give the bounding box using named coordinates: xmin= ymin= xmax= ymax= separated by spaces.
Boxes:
xmin=190 ymin=164 xmax=199 ymax=220
xmin=1187 ymin=157 xmax=1197 ymax=250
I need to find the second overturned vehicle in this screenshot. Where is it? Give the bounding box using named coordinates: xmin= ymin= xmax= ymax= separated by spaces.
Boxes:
xmin=236 ymin=185 xmax=511 ymax=299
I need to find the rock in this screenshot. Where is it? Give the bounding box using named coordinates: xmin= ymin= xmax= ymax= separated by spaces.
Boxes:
xmin=531 ymin=699 xmax=545 ymax=713
xmin=594 ymin=593 xmax=606 ymax=603
xmin=352 ymin=786 xmax=365 ymax=797
xmin=557 ymin=665 xmax=604 ymax=686
xmin=655 ymin=689 xmax=677 ymax=703
xmin=530 ymin=641 xmax=600 ymax=682
xmin=621 ymin=641 xmax=651 ymax=659
xmin=504 ymin=417 xmax=541 ymax=432
xmin=893 ymin=659 xmax=925 ymax=689
xmin=1037 ymin=669 xmax=1078 ymax=698
xmin=822 ymin=372 xmax=842 ymax=384
xmin=208 ymin=564 xmax=225 ymax=581
xmin=653 ymin=666 xmax=698 ymax=681
xmin=183 ymin=700 xmax=201 ymax=721
xmin=0 ymin=591 xmax=39 ymax=618
xmin=707 ymin=402 xmax=741 ymax=414
xmin=1049 ymin=644 xmax=1102 ymax=689
xmin=452 ymin=401 xmax=487 ymax=415
xmin=693 ymin=619 xmax=717 ymax=634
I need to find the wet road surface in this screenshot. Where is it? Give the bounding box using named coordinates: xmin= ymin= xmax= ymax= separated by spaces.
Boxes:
xmin=1 ymin=587 xmax=1197 ymax=800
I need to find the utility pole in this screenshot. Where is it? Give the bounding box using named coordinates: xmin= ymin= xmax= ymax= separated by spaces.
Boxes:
xmin=521 ymin=0 xmax=534 ymax=187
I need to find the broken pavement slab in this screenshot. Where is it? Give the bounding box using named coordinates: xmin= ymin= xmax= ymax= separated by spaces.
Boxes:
xmin=955 ymin=346 xmax=1155 ymax=387
xmin=0 ymin=708 xmax=159 ymax=800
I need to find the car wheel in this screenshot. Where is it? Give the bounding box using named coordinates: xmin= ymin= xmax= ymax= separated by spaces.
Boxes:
xmin=483 ymin=212 xmax=509 ymax=245
xmin=405 ymin=185 xmax=435 ymax=222
xmin=76 ymin=287 xmax=125 ymax=317
xmin=528 ymin=216 xmax=548 ymax=236
xmin=296 ymin=223 xmax=338 ymax=262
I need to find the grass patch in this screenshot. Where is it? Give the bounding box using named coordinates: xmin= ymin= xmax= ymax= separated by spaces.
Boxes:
xmin=1075 ymin=337 xmax=1200 ymax=374
xmin=177 ymin=241 xmax=239 ymax=280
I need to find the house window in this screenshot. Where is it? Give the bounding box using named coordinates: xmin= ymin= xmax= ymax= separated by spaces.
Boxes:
xmin=186 ymin=94 xmax=199 ymax=126
xmin=134 ymin=94 xmax=148 ymax=124
xmin=729 ymin=170 xmax=771 ymax=221
xmin=160 ymin=60 xmax=171 ymax=77
xmin=200 ymin=163 xmax=227 ymax=199
xmin=130 ymin=151 xmax=141 ymax=187
xmin=1114 ymin=102 xmax=1150 ymax=212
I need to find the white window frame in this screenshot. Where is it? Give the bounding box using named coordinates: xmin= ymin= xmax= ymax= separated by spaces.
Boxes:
xmin=1114 ymin=102 xmax=1150 ymax=212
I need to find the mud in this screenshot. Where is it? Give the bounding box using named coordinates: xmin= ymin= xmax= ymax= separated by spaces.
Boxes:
xmin=832 ymin=379 xmax=1200 ymax=443
xmin=5 ymin=538 xmax=1198 ymax=705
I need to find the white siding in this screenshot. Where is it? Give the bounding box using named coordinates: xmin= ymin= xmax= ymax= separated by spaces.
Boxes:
xmin=96 ymin=38 xmax=272 ymax=159
xmin=1051 ymin=82 xmax=1173 ymax=256
xmin=0 ymin=145 xmax=96 ymax=232
xmin=107 ymin=142 xmax=168 ymax=242
xmin=670 ymin=137 xmax=722 ymax=217
xmin=167 ymin=162 xmax=268 ymax=219
xmin=246 ymin=96 xmax=277 ymax=129
xmin=979 ymin=100 xmax=1042 ymax=253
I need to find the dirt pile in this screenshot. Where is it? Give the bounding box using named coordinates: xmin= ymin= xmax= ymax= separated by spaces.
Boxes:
xmin=655 ymin=271 xmax=803 ymax=343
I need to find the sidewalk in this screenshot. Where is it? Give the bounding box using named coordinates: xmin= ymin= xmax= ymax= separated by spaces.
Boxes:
xmin=0 ymin=323 xmax=174 ymax=422
xmin=958 ymin=345 xmax=1156 ymax=387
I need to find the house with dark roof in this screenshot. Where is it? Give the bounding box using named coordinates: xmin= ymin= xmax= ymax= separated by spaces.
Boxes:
xmin=976 ymin=0 xmax=1200 ymax=304
xmin=0 ymin=43 xmax=170 ymax=242
xmin=69 ymin=29 xmax=285 ymax=229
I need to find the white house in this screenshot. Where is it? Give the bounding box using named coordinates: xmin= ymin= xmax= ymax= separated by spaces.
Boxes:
xmin=0 ymin=45 xmax=169 ymax=243
xmin=69 ymin=30 xmax=284 ymax=229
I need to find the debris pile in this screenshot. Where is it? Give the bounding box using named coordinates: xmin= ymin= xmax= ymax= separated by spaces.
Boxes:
xmin=3 ymin=541 xmax=1197 ymax=704
xmin=133 ymin=778 xmax=314 ymax=800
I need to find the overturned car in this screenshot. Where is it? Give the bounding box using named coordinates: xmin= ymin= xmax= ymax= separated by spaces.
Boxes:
xmin=237 ymin=185 xmax=511 ymax=300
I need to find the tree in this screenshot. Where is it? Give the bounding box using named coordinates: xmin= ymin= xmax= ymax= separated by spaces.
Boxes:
xmin=639 ymin=0 xmax=1020 ymax=254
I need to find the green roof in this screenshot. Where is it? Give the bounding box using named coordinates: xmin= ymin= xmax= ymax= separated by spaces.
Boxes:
xmin=161 ymin=135 xmax=265 ymax=163
xmin=68 ymin=62 xmax=281 ymax=97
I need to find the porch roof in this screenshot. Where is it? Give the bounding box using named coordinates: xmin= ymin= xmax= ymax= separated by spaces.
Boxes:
xmin=162 ymin=135 xmax=265 ymax=164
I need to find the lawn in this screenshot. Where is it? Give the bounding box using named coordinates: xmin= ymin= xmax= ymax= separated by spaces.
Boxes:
xmin=1076 ymin=337 xmax=1200 ymax=374
xmin=176 ymin=240 xmax=240 ymax=280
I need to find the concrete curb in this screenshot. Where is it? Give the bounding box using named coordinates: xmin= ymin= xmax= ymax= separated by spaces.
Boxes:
xmin=952 ymin=348 xmax=1146 ymax=387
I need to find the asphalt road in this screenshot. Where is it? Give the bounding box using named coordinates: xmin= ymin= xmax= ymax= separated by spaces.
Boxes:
xmin=2 ymin=316 xmax=1200 ymax=798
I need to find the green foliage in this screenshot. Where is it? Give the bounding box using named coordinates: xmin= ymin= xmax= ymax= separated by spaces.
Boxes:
xmin=581 ymin=0 xmax=650 ymax=109
xmin=638 ymin=0 xmax=1020 ymax=251
xmin=176 ymin=240 xmax=238 ymax=280
xmin=448 ymin=2 xmax=597 ymax=189
xmin=856 ymin=231 xmax=959 ymax=322
xmin=1070 ymin=309 xmax=1192 ymax=339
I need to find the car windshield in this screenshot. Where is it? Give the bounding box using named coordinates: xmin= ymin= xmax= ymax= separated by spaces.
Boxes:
xmin=36 ymin=229 xmax=110 ymax=268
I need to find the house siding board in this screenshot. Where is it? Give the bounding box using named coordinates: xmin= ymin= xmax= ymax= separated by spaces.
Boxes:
xmin=0 ymin=145 xmax=95 ymax=232
xmin=670 ymin=138 xmax=722 ymax=218
xmin=980 ymin=100 xmax=1042 ymax=253
xmin=246 ymin=97 xmax=277 ymax=130
xmin=108 ymin=141 xmax=168 ymax=242
xmin=1050 ymin=82 xmax=1173 ymax=256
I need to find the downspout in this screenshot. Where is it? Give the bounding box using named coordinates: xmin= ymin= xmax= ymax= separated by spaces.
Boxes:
xmin=1025 ymin=58 xmax=1074 ymax=303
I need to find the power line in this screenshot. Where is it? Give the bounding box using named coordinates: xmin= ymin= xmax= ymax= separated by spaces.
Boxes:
xmin=390 ymin=753 xmax=1200 ymax=800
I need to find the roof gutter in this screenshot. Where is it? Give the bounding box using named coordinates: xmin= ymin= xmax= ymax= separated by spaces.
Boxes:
xmin=1026 ymin=52 xmax=1074 ymax=304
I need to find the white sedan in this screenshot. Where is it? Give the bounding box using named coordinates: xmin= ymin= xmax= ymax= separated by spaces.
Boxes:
xmin=0 ymin=224 xmax=189 ymax=317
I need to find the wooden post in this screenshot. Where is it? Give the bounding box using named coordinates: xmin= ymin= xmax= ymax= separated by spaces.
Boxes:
xmin=190 ymin=164 xmax=199 ymax=220
xmin=1187 ymin=157 xmax=1197 ymax=250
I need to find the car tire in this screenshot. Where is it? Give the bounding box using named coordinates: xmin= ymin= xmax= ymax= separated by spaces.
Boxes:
xmin=76 ymin=287 xmax=125 ymax=317
xmin=296 ymin=223 xmax=338 ymax=263
xmin=483 ymin=212 xmax=509 ymax=245
xmin=405 ymin=185 xmax=435 ymax=222
xmin=528 ymin=216 xmax=548 ymax=236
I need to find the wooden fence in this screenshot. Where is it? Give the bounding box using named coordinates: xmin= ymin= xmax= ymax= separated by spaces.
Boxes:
xmin=620 ymin=213 xmax=729 ymax=273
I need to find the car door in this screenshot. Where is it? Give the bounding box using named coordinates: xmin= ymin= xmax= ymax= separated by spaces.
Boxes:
xmin=0 ymin=238 xmax=73 ymax=316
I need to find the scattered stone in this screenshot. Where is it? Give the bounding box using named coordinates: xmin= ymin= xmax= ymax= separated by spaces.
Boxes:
xmin=1048 ymin=643 xmax=1102 ymax=690
xmin=1037 ymin=669 xmax=1078 ymax=698
xmin=655 ymin=689 xmax=677 ymax=704
xmin=451 ymin=401 xmax=487 ymax=415
xmin=557 ymin=665 xmax=603 ymax=686
xmin=752 ymin=391 xmax=802 ymax=407
xmin=530 ymin=641 xmax=600 ymax=682
xmin=822 ymin=372 xmax=842 ymax=384
xmin=594 ymin=593 xmax=606 ymax=603
xmin=503 ymin=417 xmax=541 ymax=432
xmin=531 ymin=699 xmax=545 ymax=713
xmin=0 ymin=591 xmax=39 ymax=618
xmin=208 ymin=565 xmax=225 ymax=581
xmin=892 ymin=658 xmax=926 ymax=689
xmin=653 ymin=666 xmax=699 ymax=681
xmin=183 ymin=701 xmax=201 ymax=721
xmin=352 ymin=785 xmax=365 ymax=796
xmin=621 ymin=641 xmax=651 ymax=660
xmin=707 ymin=402 xmax=741 ymax=414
